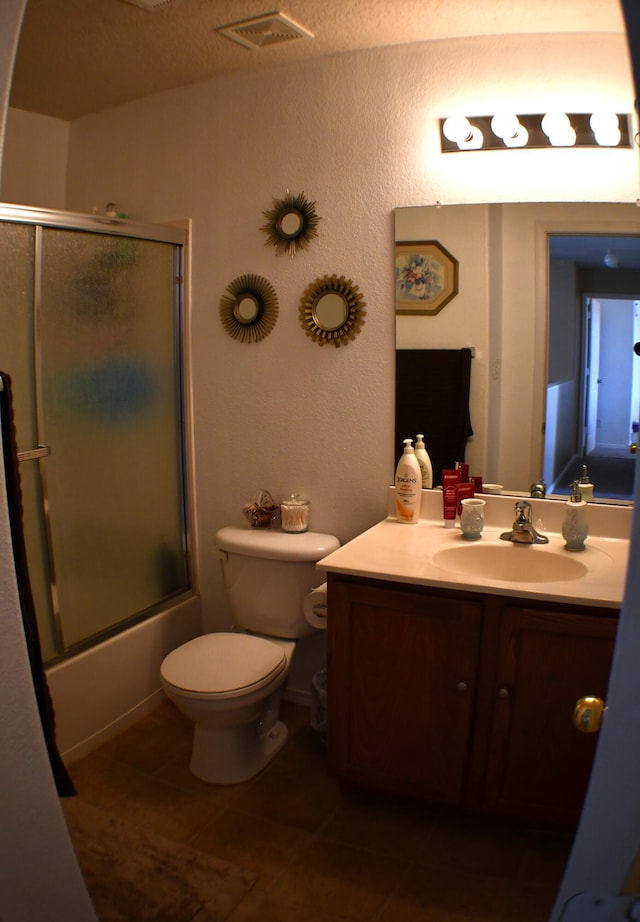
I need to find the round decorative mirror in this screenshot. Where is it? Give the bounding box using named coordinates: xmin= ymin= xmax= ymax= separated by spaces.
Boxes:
xmin=234 ymin=294 xmax=260 ymax=324
xmin=278 ymin=210 xmax=304 ymax=238
xmin=220 ymin=274 xmax=279 ymax=343
xmin=299 ymin=274 xmax=366 ymax=347
xmin=261 ymin=191 xmax=320 ymax=257
xmin=314 ymin=292 xmax=348 ymax=331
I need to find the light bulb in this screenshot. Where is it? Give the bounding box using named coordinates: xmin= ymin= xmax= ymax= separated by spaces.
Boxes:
xmin=503 ymin=126 xmax=529 ymax=148
xmin=590 ymin=110 xmax=619 ymax=134
xmin=604 ymin=249 xmax=620 ymax=268
xmin=541 ymin=112 xmax=575 ymax=145
xmin=457 ymin=127 xmax=484 ymax=150
xmin=490 ymin=113 xmax=520 ymax=140
xmin=541 ymin=111 xmax=570 ymax=137
xmin=442 ymin=116 xmax=473 ymax=144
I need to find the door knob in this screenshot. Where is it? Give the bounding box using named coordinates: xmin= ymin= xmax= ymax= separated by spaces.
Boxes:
xmin=573 ymin=696 xmax=605 ymax=733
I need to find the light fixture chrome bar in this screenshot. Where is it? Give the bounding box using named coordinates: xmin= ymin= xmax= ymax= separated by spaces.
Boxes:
xmin=440 ymin=113 xmax=632 ymax=152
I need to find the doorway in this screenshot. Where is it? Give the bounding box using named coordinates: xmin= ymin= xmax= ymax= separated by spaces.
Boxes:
xmin=580 ymin=296 xmax=640 ymax=457
xmin=544 ymin=236 xmax=640 ymax=500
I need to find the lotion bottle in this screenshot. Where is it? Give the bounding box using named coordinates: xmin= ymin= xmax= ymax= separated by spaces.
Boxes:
xmin=414 ymin=434 xmax=433 ymax=489
xmin=395 ymin=439 xmax=422 ymax=524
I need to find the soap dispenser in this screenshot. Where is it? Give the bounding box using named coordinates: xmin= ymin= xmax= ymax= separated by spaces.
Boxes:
xmin=562 ymin=481 xmax=588 ymax=551
xmin=414 ymin=434 xmax=433 ymax=489
xmin=578 ymin=464 xmax=594 ymax=502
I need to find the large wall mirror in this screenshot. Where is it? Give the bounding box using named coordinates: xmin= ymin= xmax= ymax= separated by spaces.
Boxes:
xmin=395 ymin=202 xmax=640 ymax=503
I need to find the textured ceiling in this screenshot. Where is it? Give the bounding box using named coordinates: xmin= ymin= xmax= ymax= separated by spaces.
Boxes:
xmin=9 ymin=0 xmax=627 ymax=120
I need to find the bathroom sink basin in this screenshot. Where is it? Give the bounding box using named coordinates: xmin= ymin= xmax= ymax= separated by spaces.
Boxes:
xmin=431 ymin=543 xmax=589 ymax=583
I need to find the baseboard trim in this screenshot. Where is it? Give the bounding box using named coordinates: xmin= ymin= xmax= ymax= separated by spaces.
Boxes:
xmin=62 ymin=688 xmax=165 ymax=764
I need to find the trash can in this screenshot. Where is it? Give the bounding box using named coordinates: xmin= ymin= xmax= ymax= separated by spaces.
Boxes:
xmin=310 ymin=667 xmax=327 ymax=733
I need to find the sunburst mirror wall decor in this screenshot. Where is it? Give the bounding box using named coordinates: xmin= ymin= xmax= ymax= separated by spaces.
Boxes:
xmin=220 ymin=274 xmax=279 ymax=343
xmin=299 ymin=274 xmax=366 ymax=347
xmin=261 ymin=191 xmax=320 ymax=257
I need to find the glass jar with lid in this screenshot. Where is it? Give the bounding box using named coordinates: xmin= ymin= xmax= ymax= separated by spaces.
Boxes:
xmin=280 ymin=494 xmax=310 ymax=533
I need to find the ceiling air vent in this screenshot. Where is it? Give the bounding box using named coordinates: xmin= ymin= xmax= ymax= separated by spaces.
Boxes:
xmin=217 ymin=12 xmax=314 ymax=50
xmin=119 ymin=0 xmax=174 ymax=10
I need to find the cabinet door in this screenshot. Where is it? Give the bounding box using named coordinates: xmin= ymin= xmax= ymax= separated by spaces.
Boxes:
xmin=327 ymin=578 xmax=482 ymax=803
xmin=484 ymin=605 xmax=617 ymax=823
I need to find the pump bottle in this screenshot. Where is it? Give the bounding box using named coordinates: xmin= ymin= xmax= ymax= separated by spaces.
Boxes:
xmin=562 ymin=480 xmax=588 ymax=551
xmin=414 ymin=434 xmax=433 ymax=489
xmin=395 ymin=438 xmax=422 ymax=524
xmin=578 ymin=464 xmax=594 ymax=502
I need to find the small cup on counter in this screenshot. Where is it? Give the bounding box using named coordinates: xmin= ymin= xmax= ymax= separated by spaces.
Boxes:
xmin=460 ymin=497 xmax=486 ymax=540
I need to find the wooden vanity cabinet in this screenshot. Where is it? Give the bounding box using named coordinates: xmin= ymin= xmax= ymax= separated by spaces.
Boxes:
xmin=326 ymin=577 xmax=483 ymax=803
xmin=326 ymin=573 xmax=618 ymax=824
xmin=478 ymin=600 xmax=617 ymax=823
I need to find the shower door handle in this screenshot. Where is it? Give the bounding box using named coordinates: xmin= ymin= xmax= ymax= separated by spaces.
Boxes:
xmin=17 ymin=445 xmax=51 ymax=462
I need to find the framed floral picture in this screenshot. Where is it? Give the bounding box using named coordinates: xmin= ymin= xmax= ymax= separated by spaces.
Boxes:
xmin=395 ymin=240 xmax=459 ymax=315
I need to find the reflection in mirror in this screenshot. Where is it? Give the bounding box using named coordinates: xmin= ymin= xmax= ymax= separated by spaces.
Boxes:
xmin=234 ymin=294 xmax=260 ymax=324
xmin=395 ymin=203 xmax=640 ymax=502
xmin=314 ymin=292 xmax=348 ymax=331
xmin=545 ymin=234 xmax=640 ymax=501
xmin=278 ymin=210 xmax=303 ymax=238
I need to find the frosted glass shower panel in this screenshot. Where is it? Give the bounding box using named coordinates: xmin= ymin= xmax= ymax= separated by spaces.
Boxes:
xmin=0 ymin=221 xmax=58 ymax=660
xmin=39 ymin=229 xmax=189 ymax=648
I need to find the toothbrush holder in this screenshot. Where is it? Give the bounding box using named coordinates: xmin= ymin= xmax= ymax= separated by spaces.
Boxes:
xmin=460 ymin=497 xmax=486 ymax=540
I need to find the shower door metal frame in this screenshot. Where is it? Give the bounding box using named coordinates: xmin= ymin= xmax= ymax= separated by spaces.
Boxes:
xmin=0 ymin=202 xmax=195 ymax=663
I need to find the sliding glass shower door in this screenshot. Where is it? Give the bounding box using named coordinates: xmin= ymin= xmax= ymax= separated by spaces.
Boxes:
xmin=0 ymin=208 xmax=192 ymax=662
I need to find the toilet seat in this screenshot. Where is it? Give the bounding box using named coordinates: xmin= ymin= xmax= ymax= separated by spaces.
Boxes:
xmin=160 ymin=632 xmax=288 ymax=700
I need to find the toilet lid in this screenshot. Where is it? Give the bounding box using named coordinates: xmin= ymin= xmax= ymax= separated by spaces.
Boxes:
xmin=160 ymin=633 xmax=287 ymax=698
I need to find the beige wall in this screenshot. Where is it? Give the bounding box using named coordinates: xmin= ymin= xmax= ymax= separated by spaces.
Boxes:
xmin=2 ymin=32 xmax=637 ymax=642
xmin=3 ymin=108 xmax=68 ymax=208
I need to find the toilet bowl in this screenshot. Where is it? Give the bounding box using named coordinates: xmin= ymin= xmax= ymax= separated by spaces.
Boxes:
xmin=161 ymin=632 xmax=295 ymax=783
xmin=160 ymin=526 xmax=340 ymax=784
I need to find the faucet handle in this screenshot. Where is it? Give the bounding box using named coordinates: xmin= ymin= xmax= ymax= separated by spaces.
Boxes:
xmin=530 ymin=480 xmax=546 ymax=498
xmin=514 ymin=500 xmax=532 ymax=522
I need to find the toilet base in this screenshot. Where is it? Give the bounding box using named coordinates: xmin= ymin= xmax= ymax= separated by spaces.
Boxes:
xmin=189 ymin=718 xmax=289 ymax=784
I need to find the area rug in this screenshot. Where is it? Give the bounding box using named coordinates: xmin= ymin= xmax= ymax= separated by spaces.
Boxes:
xmin=63 ymin=798 xmax=256 ymax=922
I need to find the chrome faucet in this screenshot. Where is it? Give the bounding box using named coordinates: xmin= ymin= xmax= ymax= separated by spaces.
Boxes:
xmin=530 ymin=479 xmax=546 ymax=499
xmin=500 ymin=500 xmax=549 ymax=544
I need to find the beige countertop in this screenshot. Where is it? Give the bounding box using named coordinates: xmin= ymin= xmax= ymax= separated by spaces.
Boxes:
xmin=317 ymin=488 xmax=631 ymax=609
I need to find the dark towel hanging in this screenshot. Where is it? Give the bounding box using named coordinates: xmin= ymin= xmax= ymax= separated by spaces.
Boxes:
xmin=0 ymin=371 xmax=75 ymax=797
xmin=395 ymin=348 xmax=474 ymax=487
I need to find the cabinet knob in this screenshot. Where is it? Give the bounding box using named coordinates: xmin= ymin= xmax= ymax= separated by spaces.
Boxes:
xmin=456 ymin=680 xmax=469 ymax=692
xmin=573 ymin=696 xmax=606 ymax=733
xmin=497 ymin=686 xmax=510 ymax=698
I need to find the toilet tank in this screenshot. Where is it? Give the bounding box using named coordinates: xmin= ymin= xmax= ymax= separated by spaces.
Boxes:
xmin=214 ymin=526 xmax=340 ymax=638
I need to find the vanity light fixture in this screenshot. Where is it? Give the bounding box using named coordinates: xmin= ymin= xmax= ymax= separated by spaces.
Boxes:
xmin=440 ymin=112 xmax=632 ymax=152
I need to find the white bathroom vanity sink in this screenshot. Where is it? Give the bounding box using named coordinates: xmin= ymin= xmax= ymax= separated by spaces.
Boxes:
xmin=431 ymin=542 xmax=593 ymax=583
xmin=317 ymin=488 xmax=631 ymax=607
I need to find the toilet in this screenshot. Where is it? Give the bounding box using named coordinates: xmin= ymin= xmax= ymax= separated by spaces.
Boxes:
xmin=160 ymin=525 xmax=340 ymax=784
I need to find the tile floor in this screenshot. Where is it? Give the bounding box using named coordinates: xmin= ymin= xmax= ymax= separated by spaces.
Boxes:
xmin=65 ymin=698 xmax=573 ymax=922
